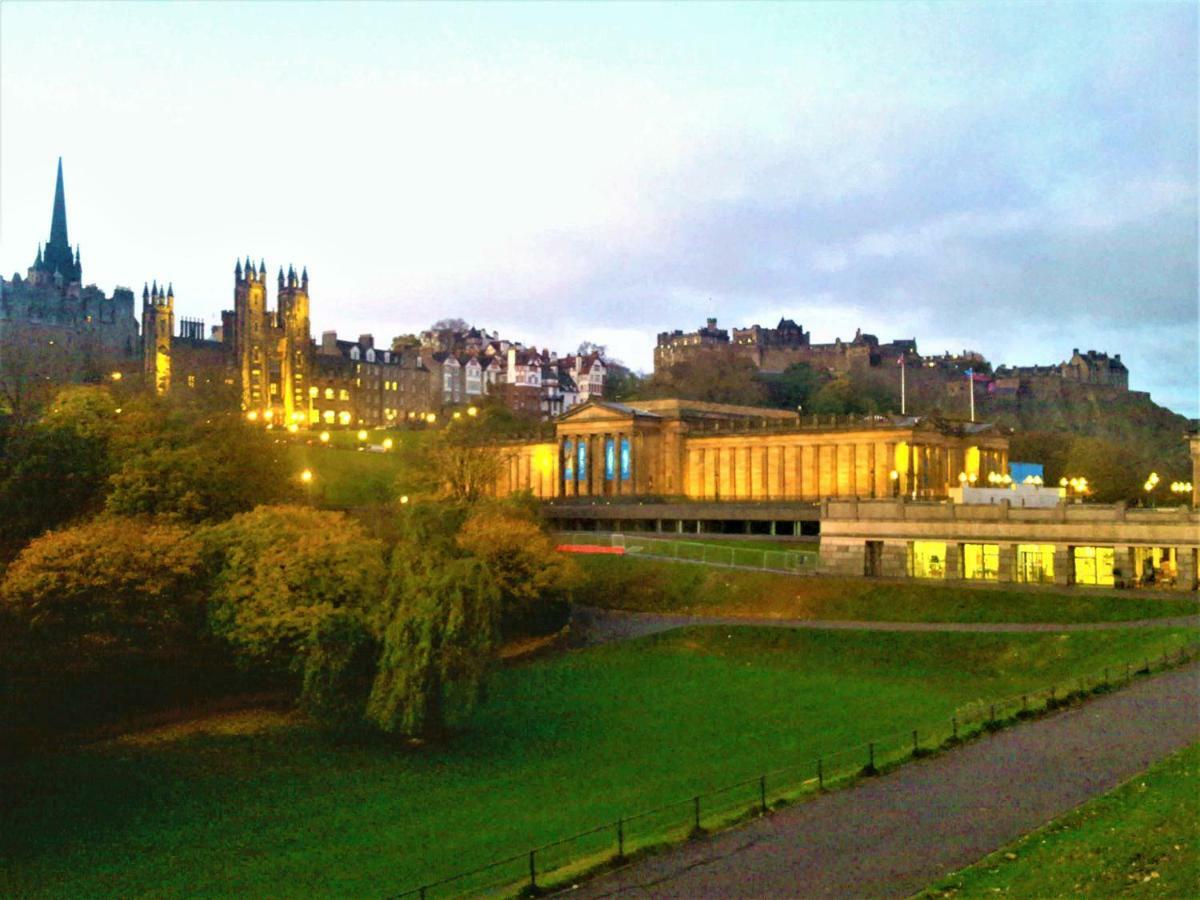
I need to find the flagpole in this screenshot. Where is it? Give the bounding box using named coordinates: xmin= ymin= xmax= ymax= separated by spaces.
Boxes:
xmin=968 ymin=370 xmax=975 ymax=422
xmin=900 ymin=355 xmax=906 ymax=415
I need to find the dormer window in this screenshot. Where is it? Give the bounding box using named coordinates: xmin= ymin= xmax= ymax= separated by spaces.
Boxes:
xmin=366 ymin=349 xmax=375 ymax=362
xmin=350 ymin=346 xmax=360 ymax=360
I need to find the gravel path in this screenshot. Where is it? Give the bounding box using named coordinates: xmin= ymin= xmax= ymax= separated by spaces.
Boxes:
xmin=570 ymin=606 xmax=1200 ymax=647
xmin=563 ymin=663 xmax=1200 ymax=898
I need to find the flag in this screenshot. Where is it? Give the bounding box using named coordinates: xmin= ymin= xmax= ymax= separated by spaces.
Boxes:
xmin=964 ymin=367 xmax=974 ymax=377
xmin=897 ymin=354 xmax=905 ymax=367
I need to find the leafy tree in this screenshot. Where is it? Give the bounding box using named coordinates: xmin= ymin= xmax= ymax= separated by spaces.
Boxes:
xmin=603 ymin=364 xmax=644 ymax=402
xmin=204 ymin=505 xmax=387 ymax=668
xmin=456 ymin=503 xmax=578 ymax=635
xmin=40 ymin=384 xmax=122 ymax=441
xmin=396 ymin=408 xmax=521 ymax=503
xmin=0 ymin=420 xmax=110 ymax=559
xmin=0 ymin=517 xmax=209 ymax=728
xmin=762 ymin=362 xmax=825 ymax=411
xmin=577 ymin=341 xmax=607 ymax=357
xmin=642 ymin=350 xmax=767 ymax=406
xmin=429 ymin=317 xmax=470 ymax=333
xmin=366 ymin=550 xmax=499 ymax=739
xmin=106 ymin=402 xmax=298 ymax=522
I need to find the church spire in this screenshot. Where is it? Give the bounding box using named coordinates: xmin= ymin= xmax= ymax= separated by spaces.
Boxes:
xmin=50 ymin=157 xmax=68 ymax=249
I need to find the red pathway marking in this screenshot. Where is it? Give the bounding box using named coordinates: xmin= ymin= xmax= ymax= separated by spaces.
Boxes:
xmin=557 ymin=545 xmax=625 ymax=555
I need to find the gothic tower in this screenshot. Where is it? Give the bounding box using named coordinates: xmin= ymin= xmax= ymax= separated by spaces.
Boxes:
xmin=277 ymin=264 xmax=312 ymax=426
xmin=30 ymin=158 xmax=82 ymax=285
xmin=142 ymin=281 xmax=174 ymax=394
xmin=234 ymin=258 xmax=269 ymax=412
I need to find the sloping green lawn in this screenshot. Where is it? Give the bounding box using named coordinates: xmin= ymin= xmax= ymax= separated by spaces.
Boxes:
xmin=922 ymin=742 xmax=1200 ymax=897
xmin=572 ymin=555 xmax=1200 ymax=623
xmin=3 ymin=626 xmax=1194 ymax=897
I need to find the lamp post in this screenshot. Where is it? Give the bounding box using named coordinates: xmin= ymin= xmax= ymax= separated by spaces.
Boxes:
xmin=889 ymin=469 xmax=900 ymax=498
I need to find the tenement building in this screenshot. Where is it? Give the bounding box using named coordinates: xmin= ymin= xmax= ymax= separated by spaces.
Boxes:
xmin=495 ymin=399 xmax=1008 ymax=502
xmin=0 ymin=159 xmax=139 ymax=374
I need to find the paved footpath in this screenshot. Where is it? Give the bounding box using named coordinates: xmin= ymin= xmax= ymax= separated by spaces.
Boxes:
xmin=564 ymin=663 xmax=1200 ymax=898
xmin=571 ymin=605 xmax=1200 ymax=647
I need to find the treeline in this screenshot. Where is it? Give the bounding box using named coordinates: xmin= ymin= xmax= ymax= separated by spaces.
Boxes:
xmin=0 ymin=389 xmax=577 ymax=750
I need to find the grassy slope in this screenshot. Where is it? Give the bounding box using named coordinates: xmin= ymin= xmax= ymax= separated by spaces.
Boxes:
xmin=922 ymin=742 xmax=1200 ymax=898
xmin=3 ymin=627 xmax=1194 ymax=897
xmin=282 ymin=441 xmax=408 ymax=507
xmin=572 ymin=556 xmax=1199 ymax=623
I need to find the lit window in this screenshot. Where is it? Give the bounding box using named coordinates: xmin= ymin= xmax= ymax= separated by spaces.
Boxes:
xmin=909 ymin=541 xmax=947 ymax=579
xmin=1072 ymin=547 xmax=1115 ymax=587
xmin=338 ymin=411 xmax=351 ymax=425
xmin=323 ymin=410 xmax=335 ymax=424
xmin=1016 ymin=545 xmax=1055 ymax=584
xmin=962 ymin=544 xmax=999 ymax=580
xmin=309 ymin=387 xmax=319 ymax=398
xmin=325 ymin=388 xmax=334 ymax=399
xmin=187 ymin=374 xmax=196 ymax=389
xmin=339 ymin=389 xmax=350 ymax=401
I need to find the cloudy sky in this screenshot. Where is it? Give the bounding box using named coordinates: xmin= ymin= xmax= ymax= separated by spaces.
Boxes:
xmin=2 ymin=2 xmax=1196 ymax=414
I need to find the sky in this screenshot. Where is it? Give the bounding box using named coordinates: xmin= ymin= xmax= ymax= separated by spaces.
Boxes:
xmin=2 ymin=1 xmax=1196 ymax=415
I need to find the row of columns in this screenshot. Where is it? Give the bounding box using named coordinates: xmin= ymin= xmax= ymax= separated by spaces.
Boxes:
xmin=681 ymin=440 xmax=994 ymax=501
xmin=558 ymin=432 xmax=635 ymax=498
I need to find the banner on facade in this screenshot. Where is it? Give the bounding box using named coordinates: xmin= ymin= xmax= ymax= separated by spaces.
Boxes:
xmin=620 ymin=437 xmax=631 ymax=481
xmin=604 ymin=437 xmax=616 ymax=481
xmin=562 ymin=440 xmax=574 ymax=481
xmin=576 ymin=440 xmax=587 ymax=481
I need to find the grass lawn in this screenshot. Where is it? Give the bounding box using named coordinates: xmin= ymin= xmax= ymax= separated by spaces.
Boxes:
xmin=282 ymin=442 xmax=409 ymax=507
xmin=2 ymin=626 xmax=1195 ymax=897
xmin=922 ymin=742 xmax=1200 ymax=897
xmin=572 ymin=555 xmax=1200 ymax=624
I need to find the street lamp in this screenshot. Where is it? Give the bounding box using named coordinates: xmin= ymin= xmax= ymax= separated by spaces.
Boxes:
xmin=246 ymin=410 xmax=259 ymax=422
xmin=300 ymin=469 xmax=313 ymax=484
xmin=110 ymin=371 xmax=122 ymax=381
xmin=890 ymin=469 xmax=900 ymax=497
xmin=382 ymin=437 xmax=394 ymax=450
xmin=319 ymin=431 xmax=330 ymax=443
xmin=357 ymin=429 xmax=368 ymax=442
xmin=467 ymin=406 xmax=478 ymax=417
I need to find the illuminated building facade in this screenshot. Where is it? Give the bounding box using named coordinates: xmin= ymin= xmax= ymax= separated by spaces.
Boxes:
xmin=496 ymin=399 xmax=1009 ymax=502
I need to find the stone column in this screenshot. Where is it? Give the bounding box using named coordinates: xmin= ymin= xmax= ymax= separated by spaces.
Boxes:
xmin=1054 ymin=546 xmax=1073 ymax=586
xmin=1175 ymin=549 xmax=1197 ymax=592
xmin=944 ymin=542 xmax=961 ymax=580
xmin=998 ymin=543 xmax=1016 ymax=583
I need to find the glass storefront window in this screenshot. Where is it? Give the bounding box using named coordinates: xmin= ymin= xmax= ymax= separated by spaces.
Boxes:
xmin=962 ymin=543 xmax=999 ymax=580
xmin=910 ymin=541 xmax=947 ymax=579
xmin=1016 ymin=544 xmax=1055 ymax=584
xmin=1073 ymin=546 xmax=1115 ymax=587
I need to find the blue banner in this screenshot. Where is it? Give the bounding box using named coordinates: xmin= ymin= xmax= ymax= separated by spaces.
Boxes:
xmin=562 ymin=440 xmax=573 ymax=481
xmin=576 ymin=440 xmax=587 ymax=481
xmin=605 ymin=437 xmax=615 ymax=481
xmin=620 ymin=437 xmax=631 ymax=481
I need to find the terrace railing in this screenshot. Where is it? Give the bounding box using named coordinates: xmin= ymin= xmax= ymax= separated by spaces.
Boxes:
xmin=391 ymin=645 xmax=1199 ymax=899
xmin=555 ymin=531 xmax=817 ymax=575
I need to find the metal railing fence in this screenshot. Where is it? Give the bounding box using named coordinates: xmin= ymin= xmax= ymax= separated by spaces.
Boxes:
xmin=391 ymin=643 xmax=1198 ymax=899
xmin=556 ymin=531 xmax=817 ymax=575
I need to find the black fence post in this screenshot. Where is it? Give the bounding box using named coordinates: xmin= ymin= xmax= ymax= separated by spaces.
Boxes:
xmin=617 ymin=818 xmax=624 ymax=859
xmin=1021 ymin=695 xmax=1027 ymax=713
xmin=1049 ymin=685 xmax=1055 ymax=704
xmin=693 ymin=796 xmax=701 ymax=832
xmin=760 ymin=775 xmax=767 ymax=814
xmin=817 ymin=757 xmax=824 ymax=789
xmin=952 ymin=716 xmax=957 ymax=739
xmin=868 ymin=742 xmax=875 ymax=770
xmin=419 ymin=888 xmax=426 ymax=900
xmin=529 ymin=849 xmax=537 ymax=892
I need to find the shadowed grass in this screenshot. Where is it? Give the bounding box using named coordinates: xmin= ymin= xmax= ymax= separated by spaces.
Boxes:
xmin=572 ymin=555 xmax=1199 ymax=623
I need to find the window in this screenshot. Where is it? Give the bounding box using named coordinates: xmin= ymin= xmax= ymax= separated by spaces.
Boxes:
xmin=1133 ymin=547 xmax=1177 ymax=587
xmin=962 ymin=543 xmax=999 ymax=580
xmin=309 ymin=386 xmax=319 ymax=398
xmin=909 ymin=541 xmax=947 ymax=579
xmin=187 ymin=374 xmax=196 ymax=389
xmin=339 ymin=389 xmax=350 ymax=401
xmin=1072 ymin=546 xmax=1115 ymax=586
xmin=323 ymin=410 xmax=335 ymax=424
xmin=1016 ymin=545 xmax=1055 ymax=584
xmin=338 ymin=411 xmax=351 ymax=426
xmin=325 ymin=388 xmax=334 ymax=399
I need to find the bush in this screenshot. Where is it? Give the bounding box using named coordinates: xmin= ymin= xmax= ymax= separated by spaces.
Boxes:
xmin=0 ymin=517 xmax=213 ymax=733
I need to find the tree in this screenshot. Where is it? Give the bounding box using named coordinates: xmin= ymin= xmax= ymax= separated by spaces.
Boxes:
xmin=396 ymin=408 xmax=521 ymax=503
xmin=603 ymin=364 xmax=644 ymax=402
xmin=0 ymin=517 xmax=209 ymax=728
xmin=106 ymin=402 xmax=299 ymax=522
xmin=204 ymin=505 xmax=387 ymax=667
xmin=577 ymin=341 xmax=607 ymax=358
xmin=762 ymin=362 xmax=825 ymax=411
xmin=428 ymin=318 xmax=470 ymax=333
xmin=0 ymin=419 xmax=111 ymax=559
xmin=456 ymin=503 xmax=578 ymax=635
xmin=366 ymin=550 xmax=499 ymax=739
xmin=642 ymin=350 xmax=767 ymax=406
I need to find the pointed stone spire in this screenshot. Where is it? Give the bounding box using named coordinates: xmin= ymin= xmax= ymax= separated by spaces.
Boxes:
xmin=35 ymin=243 xmax=43 ymax=266
xmin=301 ymin=266 xmax=308 ymax=287
xmin=235 ymin=258 xmax=243 ymax=279
xmin=143 ymin=283 xmax=150 ymax=301
xmin=49 ymin=158 xmax=68 ymax=248
xmin=167 ymin=282 xmax=174 ymax=299
xmin=152 ymin=279 xmax=159 ymax=299
xmin=258 ymin=259 xmax=266 ymax=276
xmin=278 ymin=266 xmax=285 ymax=289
